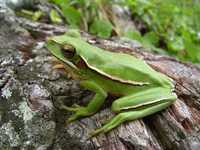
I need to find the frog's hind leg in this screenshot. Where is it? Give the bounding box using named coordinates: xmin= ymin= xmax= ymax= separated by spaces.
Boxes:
xmin=90 ymin=87 xmax=176 ymax=137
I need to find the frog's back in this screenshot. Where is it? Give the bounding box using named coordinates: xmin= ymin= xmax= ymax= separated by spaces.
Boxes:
xmin=52 ymin=35 xmax=173 ymax=87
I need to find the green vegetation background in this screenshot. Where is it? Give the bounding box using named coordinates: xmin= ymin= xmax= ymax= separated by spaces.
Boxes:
xmin=20 ymin=0 xmax=200 ymax=64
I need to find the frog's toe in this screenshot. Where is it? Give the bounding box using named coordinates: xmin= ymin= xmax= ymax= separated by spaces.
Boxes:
xmin=89 ymin=124 xmax=115 ymax=137
xmin=89 ymin=128 xmax=105 ymax=138
xmin=61 ymin=103 xmax=82 ymax=112
xmin=67 ymin=114 xmax=79 ymax=123
xmin=72 ymin=103 xmax=81 ymax=108
xmin=61 ymin=105 xmax=79 ymax=112
xmin=66 ymin=107 xmax=90 ymax=123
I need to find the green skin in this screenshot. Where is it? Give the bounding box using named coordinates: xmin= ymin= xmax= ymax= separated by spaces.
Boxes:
xmin=46 ymin=33 xmax=177 ymax=137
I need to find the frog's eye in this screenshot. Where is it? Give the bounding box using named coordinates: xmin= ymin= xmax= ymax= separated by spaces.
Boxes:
xmin=61 ymin=44 xmax=75 ymax=58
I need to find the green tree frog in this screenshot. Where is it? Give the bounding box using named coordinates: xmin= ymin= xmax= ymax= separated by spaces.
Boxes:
xmin=46 ymin=33 xmax=177 ymax=137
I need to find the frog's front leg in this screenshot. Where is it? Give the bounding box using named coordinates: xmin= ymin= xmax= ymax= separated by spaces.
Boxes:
xmin=90 ymin=87 xmax=176 ymax=137
xmin=62 ymin=80 xmax=107 ymax=122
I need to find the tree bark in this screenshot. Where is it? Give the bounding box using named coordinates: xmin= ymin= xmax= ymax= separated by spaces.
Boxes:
xmin=1 ymin=12 xmax=200 ymax=150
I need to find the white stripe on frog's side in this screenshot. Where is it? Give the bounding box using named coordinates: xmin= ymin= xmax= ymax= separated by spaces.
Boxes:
xmin=120 ymin=93 xmax=177 ymax=110
xmin=80 ymin=56 xmax=149 ymax=86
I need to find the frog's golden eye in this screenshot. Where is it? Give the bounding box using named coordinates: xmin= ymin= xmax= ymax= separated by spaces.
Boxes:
xmin=61 ymin=44 xmax=75 ymax=58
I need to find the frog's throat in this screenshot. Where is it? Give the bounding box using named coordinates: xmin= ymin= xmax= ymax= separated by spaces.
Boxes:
xmin=80 ymin=56 xmax=149 ymax=86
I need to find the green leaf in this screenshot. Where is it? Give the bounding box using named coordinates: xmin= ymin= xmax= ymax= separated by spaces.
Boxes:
xmin=167 ymin=36 xmax=184 ymax=52
xmin=49 ymin=0 xmax=68 ymax=8
xmin=150 ymin=47 xmax=168 ymax=55
xmin=142 ymin=31 xmax=159 ymax=46
xmin=62 ymin=6 xmax=81 ymax=27
xmin=184 ymin=40 xmax=200 ymax=62
xmin=123 ymin=29 xmax=142 ymax=41
xmin=16 ymin=9 xmax=43 ymax=21
xmin=50 ymin=9 xmax=62 ymax=24
xmin=32 ymin=11 xmax=43 ymax=21
xmin=89 ymin=19 xmax=113 ymax=38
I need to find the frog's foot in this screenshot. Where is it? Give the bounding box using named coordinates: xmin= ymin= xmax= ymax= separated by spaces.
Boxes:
xmin=62 ymin=104 xmax=92 ymax=123
xmin=89 ymin=114 xmax=124 ymax=137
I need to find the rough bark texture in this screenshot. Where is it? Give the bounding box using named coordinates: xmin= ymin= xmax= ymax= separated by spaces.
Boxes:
xmin=0 ymin=6 xmax=200 ymax=150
